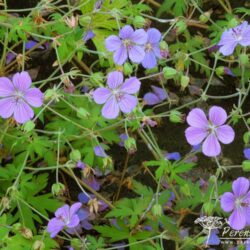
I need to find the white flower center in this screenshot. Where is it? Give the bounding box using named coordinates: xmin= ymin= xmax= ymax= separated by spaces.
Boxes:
xmin=122 ymin=39 xmax=132 ymax=48
xmin=14 ymin=90 xmax=24 ymax=102
xmin=208 ymin=123 xmax=216 ymax=135
xmin=145 ymin=42 xmax=153 ymax=52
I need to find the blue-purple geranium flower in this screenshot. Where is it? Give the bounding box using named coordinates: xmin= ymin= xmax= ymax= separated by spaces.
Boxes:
xmin=0 ymin=71 xmax=43 ymax=124
xmin=47 ymin=202 xmax=82 ymax=238
xmin=218 ymin=21 xmax=250 ymax=56
xmin=244 ymin=148 xmax=250 ymax=160
xmin=93 ymin=71 xmax=141 ymax=119
xmin=143 ymin=85 xmax=167 ymax=105
xmin=185 ymin=106 xmax=235 ymax=157
xmin=142 ymin=28 xmax=161 ymax=69
xmin=105 ymin=25 xmax=147 ymax=65
xmin=220 ymin=177 xmax=250 ymax=230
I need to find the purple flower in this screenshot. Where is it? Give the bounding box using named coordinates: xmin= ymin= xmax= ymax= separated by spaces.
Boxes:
xmin=218 ymin=21 xmax=250 ymax=56
xmin=206 ymin=229 xmax=220 ymax=246
xmin=143 ymin=85 xmax=167 ymax=105
xmin=142 ymin=28 xmax=161 ymax=69
xmin=220 ymin=177 xmax=250 ymax=230
xmin=185 ymin=106 xmax=235 ymax=157
xmin=76 ymin=161 xmax=86 ymax=169
xmin=6 ymin=52 xmax=16 ymax=64
xmin=0 ymin=71 xmax=43 ymax=124
xmin=165 ymin=152 xmax=181 ymax=161
xmin=244 ymin=148 xmax=250 ymax=160
xmin=82 ymin=175 xmax=100 ymax=191
xmin=105 ymin=25 xmax=147 ymax=65
xmin=47 ymin=202 xmax=82 ymax=238
xmin=94 ymin=145 xmax=107 ymax=158
xmin=119 ymin=133 xmax=128 ymax=147
xmin=83 ymin=30 xmax=95 ymax=42
xmin=93 ymin=71 xmax=141 ymax=119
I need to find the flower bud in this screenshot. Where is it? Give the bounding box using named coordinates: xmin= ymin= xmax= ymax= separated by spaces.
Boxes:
xmin=152 ymin=204 xmax=162 ymax=217
xmin=20 ymin=227 xmax=33 ymax=239
xmin=123 ymin=62 xmax=133 ymax=76
xmin=228 ymin=18 xmax=238 ymax=28
xmin=23 ymin=120 xmax=35 ymax=132
xmin=180 ymin=75 xmax=190 ymax=89
xmin=32 ymin=240 xmax=45 ymax=250
xmin=163 ymin=66 xmax=177 ymax=79
xmin=199 ymin=11 xmax=211 ymax=23
xmin=0 ymin=196 xmax=10 ymax=210
xmin=124 ymin=137 xmax=137 ymax=154
xmin=133 ymin=16 xmax=146 ymax=28
xmin=51 ymin=182 xmax=65 ymax=196
xmin=90 ymin=72 xmax=104 ymax=85
xmin=70 ymin=149 xmax=81 ymax=162
xmin=176 ymin=20 xmax=187 ymax=34
xmin=169 ymin=110 xmax=183 ymax=123
xmin=79 ymin=16 xmax=91 ymax=26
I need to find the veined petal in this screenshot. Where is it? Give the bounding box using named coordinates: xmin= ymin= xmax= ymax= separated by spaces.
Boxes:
xmin=0 ymin=77 xmax=14 ymax=97
xmin=101 ymin=95 xmax=119 ymax=119
xmin=130 ymin=29 xmax=147 ymax=44
xmin=67 ymin=214 xmax=80 ymax=228
xmin=186 ymin=108 xmax=208 ymax=128
xmin=119 ymin=25 xmax=134 ymax=39
xmin=128 ymin=45 xmax=145 ymax=63
xmin=120 ymin=77 xmax=141 ymax=94
xmin=216 ymin=125 xmax=235 ymax=144
xmin=142 ymin=51 xmax=157 ymax=69
xmin=13 ymin=100 xmax=34 ymax=124
xmin=55 ymin=205 xmax=70 ymax=218
xmin=151 ymin=86 xmax=167 ymax=101
xmin=107 ymin=71 xmax=124 ymax=89
xmin=143 ymin=92 xmax=161 ymax=105
xmin=240 ymin=26 xmax=250 ymax=46
xmin=147 ymin=28 xmax=161 ymax=44
xmin=220 ymin=192 xmax=235 ymax=212
xmin=69 ymin=202 xmax=82 ymax=218
xmin=93 ymin=88 xmax=111 ymax=104
xmin=113 ymin=46 xmax=128 ymax=65
xmin=219 ymin=41 xmax=238 ymax=56
xmin=105 ymin=35 xmax=122 ymax=52
xmin=209 ymin=106 xmax=227 ymax=126
xmin=202 ymin=134 xmax=221 ymax=157
xmin=0 ymin=97 xmax=15 ymax=118
xmin=12 ymin=71 xmax=32 ymax=91
xmin=232 ymin=177 xmax=250 ymax=197
xmin=185 ymin=127 xmax=207 ymax=146
xmin=47 ymin=218 xmax=65 ymax=238
xmin=229 ymin=207 xmax=247 ymax=230
xmin=118 ymin=94 xmax=137 ymax=113
xmin=24 ymin=88 xmax=43 ymax=107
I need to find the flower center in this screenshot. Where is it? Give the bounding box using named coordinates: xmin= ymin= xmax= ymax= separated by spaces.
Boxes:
xmin=207 ymin=122 xmax=216 ymax=134
xmin=14 ymin=90 xmax=24 ymax=102
xmin=122 ymin=39 xmax=132 ymax=49
xmin=145 ymin=42 xmax=153 ymax=52
xmin=112 ymin=89 xmax=124 ymax=102
xmin=232 ymin=28 xmax=243 ymax=41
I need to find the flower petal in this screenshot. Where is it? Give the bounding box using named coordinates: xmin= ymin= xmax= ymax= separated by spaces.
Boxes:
xmin=107 ymin=71 xmax=124 ymax=89
xmin=118 ymin=94 xmax=137 ymax=113
xmin=13 ymin=100 xmax=34 ymax=124
xmin=216 ymin=125 xmax=235 ymax=144
xmin=185 ymin=127 xmax=207 ymax=146
xmin=229 ymin=207 xmax=247 ymax=230
xmin=69 ymin=202 xmax=82 ymax=218
xmin=119 ymin=25 xmax=134 ymax=39
xmin=12 ymin=71 xmax=32 ymax=91
xmin=0 ymin=97 xmax=15 ymax=118
xmin=55 ymin=204 xmax=70 ymax=218
xmin=219 ymin=41 xmax=238 ymax=56
xmin=120 ymin=77 xmax=141 ymax=94
xmin=113 ymin=46 xmax=128 ymax=65
xmin=47 ymin=218 xmax=65 ymax=238
xmin=147 ymin=28 xmax=161 ymax=44
xmin=24 ymin=88 xmax=43 ymax=107
xmin=128 ymin=45 xmax=145 ymax=63
xmin=220 ymin=192 xmax=235 ymax=212
xmin=0 ymin=77 xmax=14 ymax=97
xmin=186 ymin=108 xmax=208 ymax=128
xmin=151 ymin=86 xmax=167 ymax=101
xmin=240 ymin=26 xmax=250 ymax=46
xmin=143 ymin=92 xmax=161 ymax=105
xmin=93 ymin=88 xmax=111 ymax=104
xmin=67 ymin=214 xmax=80 ymax=228
xmin=77 ymin=208 xmax=90 ymax=221
xmin=130 ymin=29 xmax=147 ymax=44
xmin=232 ymin=177 xmax=250 ymax=197
xmin=142 ymin=51 xmax=157 ymax=69
xmin=202 ymin=134 xmax=221 ymax=157
xmin=101 ymin=95 xmax=119 ymax=119
xmin=209 ymin=106 xmax=227 ymax=126
xmin=105 ymin=35 xmax=122 ymax=52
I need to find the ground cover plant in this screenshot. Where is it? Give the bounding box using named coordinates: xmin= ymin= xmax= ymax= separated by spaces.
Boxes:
xmin=0 ymin=0 xmax=250 ymax=249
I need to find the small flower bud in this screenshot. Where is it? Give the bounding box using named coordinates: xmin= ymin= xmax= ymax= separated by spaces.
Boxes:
xmin=124 ymin=137 xmax=137 ymax=154
xmin=133 ymin=16 xmax=146 ymax=28
xmin=20 ymin=227 xmax=33 ymax=239
xmin=32 ymin=240 xmax=45 ymax=250
xmin=163 ymin=66 xmax=177 ymax=79
xmin=169 ymin=110 xmax=183 ymax=123
xmin=79 ymin=16 xmax=91 ymax=26
xmin=90 ymin=72 xmax=104 ymax=85
xmin=51 ymin=182 xmax=65 ymax=196
xmin=199 ymin=11 xmax=211 ymax=23
xmin=0 ymin=196 xmax=10 ymax=210
xmin=180 ymin=75 xmax=190 ymax=89
xmin=70 ymin=149 xmax=81 ymax=162
xmin=152 ymin=204 xmax=162 ymax=217
xmin=176 ymin=20 xmax=187 ymax=34
xmin=123 ymin=62 xmax=133 ymax=76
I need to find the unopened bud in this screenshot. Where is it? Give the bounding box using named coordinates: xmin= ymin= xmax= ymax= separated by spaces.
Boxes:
xmin=32 ymin=240 xmax=45 ymax=250
xmin=133 ymin=16 xmax=146 ymax=28
xmin=152 ymin=204 xmax=162 ymax=217
xmin=51 ymin=182 xmax=65 ymax=196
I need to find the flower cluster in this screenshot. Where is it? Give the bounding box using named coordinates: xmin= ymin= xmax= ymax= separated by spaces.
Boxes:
xmin=105 ymin=25 xmax=162 ymax=69
xmin=0 ymin=71 xmax=43 ymax=124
